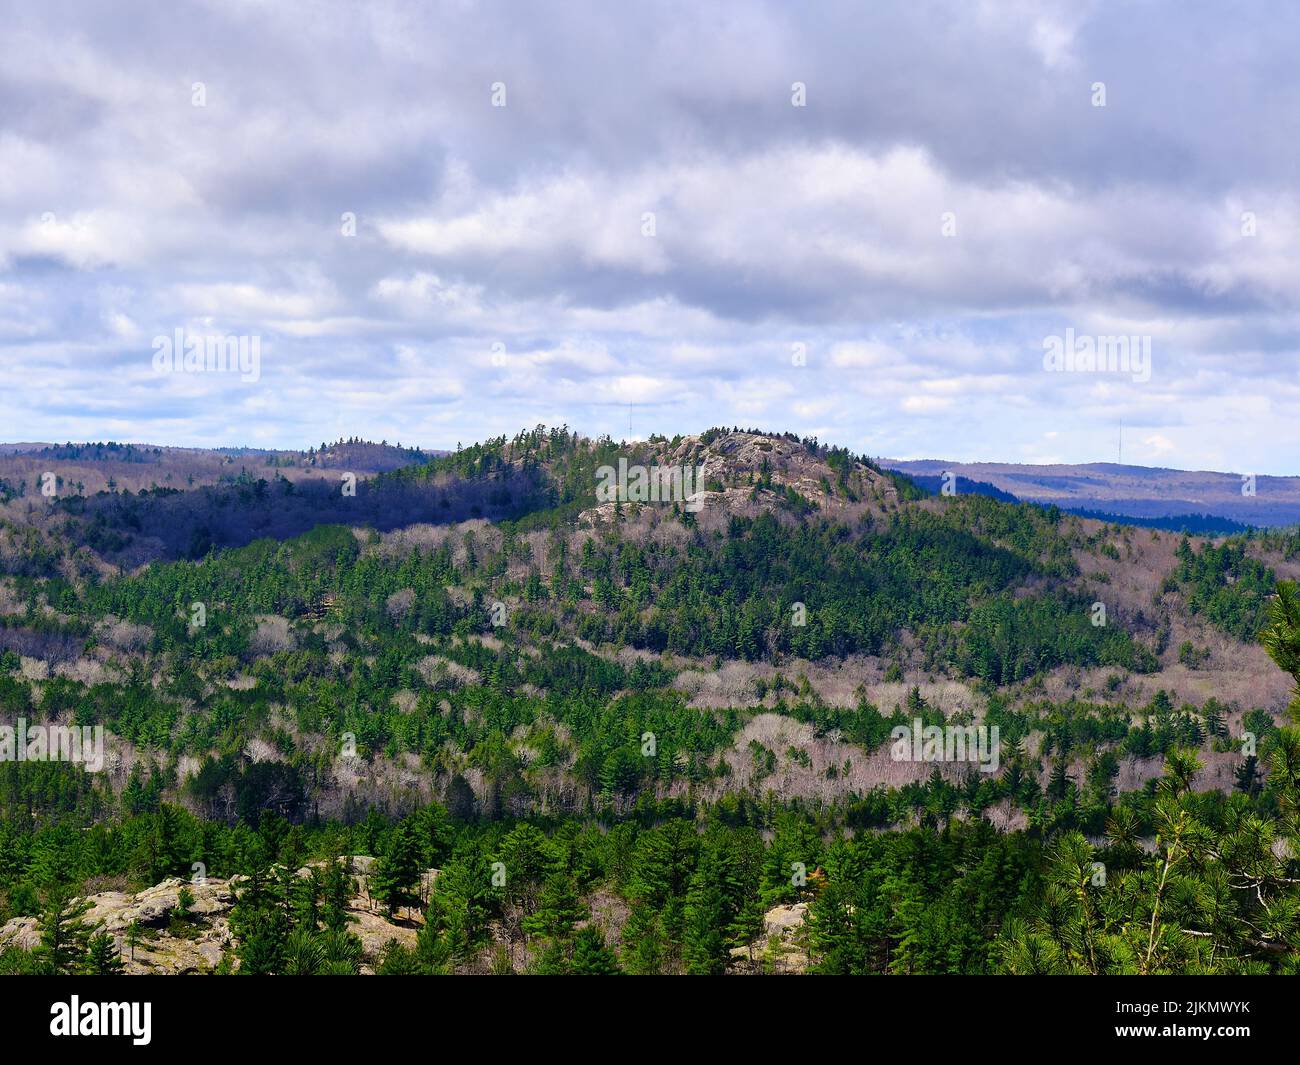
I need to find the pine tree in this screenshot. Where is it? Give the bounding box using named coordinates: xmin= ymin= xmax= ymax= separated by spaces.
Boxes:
xmin=523 ymin=870 xmax=583 ymax=947
xmin=498 ymin=823 xmax=549 ymax=914
xmin=282 ymin=927 xmax=326 ymax=975
xmin=125 ymin=918 xmax=145 ymax=961
xmin=1235 ymin=754 xmax=1260 ymax=795
xmin=320 ymin=858 xmax=355 ymax=932
xmin=82 ymin=931 xmax=125 ymax=975
xmin=628 ymin=819 xmax=697 ymax=941
xmin=321 ymin=927 xmax=363 ymax=975
xmin=426 ymin=853 xmax=494 ymax=964
xmin=682 ymin=842 xmax=730 ymax=974
xmin=36 ymin=892 xmax=94 ymax=975
xmin=146 ymin=804 xmax=188 ymax=884
xmin=571 ymin=926 xmax=621 ymax=974
xmin=371 ymin=822 xmax=422 ymax=918
xmin=727 ymin=888 xmax=765 ymax=964
xmin=529 ymin=938 xmax=570 ymax=975
xmin=618 ymin=902 xmax=664 ymax=975
xmin=230 ymin=868 xmax=289 ymax=974
xmin=375 ymin=940 xmax=422 ymax=975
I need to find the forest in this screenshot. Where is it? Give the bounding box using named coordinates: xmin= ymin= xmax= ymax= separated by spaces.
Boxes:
xmin=0 ymin=428 xmax=1296 ymax=975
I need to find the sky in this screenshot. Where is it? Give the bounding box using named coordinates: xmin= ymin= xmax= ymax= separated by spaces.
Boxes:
xmin=2 ymin=0 xmax=1299 ymax=473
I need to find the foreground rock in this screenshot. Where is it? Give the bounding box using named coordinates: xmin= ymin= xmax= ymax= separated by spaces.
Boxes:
xmin=0 ymin=857 xmax=432 ymax=975
xmin=728 ymin=903 xmax=811 ymax=974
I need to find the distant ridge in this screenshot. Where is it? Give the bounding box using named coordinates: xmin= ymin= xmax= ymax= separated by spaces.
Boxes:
xmin=887 ymin=458 xmax=1300 ymax=529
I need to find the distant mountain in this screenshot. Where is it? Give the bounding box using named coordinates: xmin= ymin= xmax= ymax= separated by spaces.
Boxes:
xmin=900 ymin=472 xmax=1252 ymax=534
xmin=885 ymin=458 xmax=1300 ymax=529
xmin=902 ymin=473 xmax=1020 ymax=504
xmin=0 ymin=439 xmax=439 ymax=497
xmin=1057 ymin=507 xmax=1251 ymax=536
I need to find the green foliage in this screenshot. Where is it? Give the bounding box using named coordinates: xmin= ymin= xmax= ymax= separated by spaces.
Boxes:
xmin=5 ymin=432 xmax=1299 ymax=977
xmin=959 ymin=593 xmax=1155 ymax=684
xmin=35 ymin=891 xmax=97 ymax=975
xmin=1169 ymin=536 xmax=1274 ymax=642
xmin=229 ymin=860 xmax=363 ymax=975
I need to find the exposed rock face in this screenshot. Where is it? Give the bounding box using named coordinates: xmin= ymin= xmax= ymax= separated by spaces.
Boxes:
xmin=0 ymin=917 xmax=38 ymax=953
xmin=0 ymin=857 xmax=433 ymax=975
xmin=729 ymin=902 xmax=811 ymax=974
xmin=578 ymin=431 xmax=899 ymax=526
xmin=0 ymin=877 xmax=236 ymax=975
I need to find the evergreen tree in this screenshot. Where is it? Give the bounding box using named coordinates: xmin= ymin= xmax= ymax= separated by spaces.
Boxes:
xmin=282 ymin=926 xmax=326 ymax=975
xmin=82 ymin=931 xmax=125 ymax=975
xmin=229 ymin=868 xmax=289 ymax=974
xmin=619 ymin=902 xmax=664 ymax=975
xmin=320 ymin=858 xmax=356 ymax=932
xmin=371 ymin=822 xmax=423 ymax=918
xmin=571 ymin=926 xmax=620 ymax=974
xmin=1235 ymin=754 xmax=1261 ymax=795
xmin=36 ymin=892 xmax=94 ymax=975
xmin=425 ymin=852 xmax=495 ymax=964
xmin=125 ymin=919 xmax=145 ymax=961
xmin=524 ymin=870 xmax=583 ymax=948
xmin=682 ymin=840 xmax=730 ymax=975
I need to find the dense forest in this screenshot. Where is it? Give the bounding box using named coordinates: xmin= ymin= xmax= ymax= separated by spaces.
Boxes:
xmin=0 ymin=428 xmax=1297 ymax=975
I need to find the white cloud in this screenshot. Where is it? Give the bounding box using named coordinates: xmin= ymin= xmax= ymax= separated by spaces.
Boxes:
xmin=0 ymin=0 xmax=1295 ymax=474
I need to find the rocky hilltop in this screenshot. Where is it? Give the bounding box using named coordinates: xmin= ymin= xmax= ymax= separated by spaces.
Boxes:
xmin=578 ymin=429 xmax=906 ymax=524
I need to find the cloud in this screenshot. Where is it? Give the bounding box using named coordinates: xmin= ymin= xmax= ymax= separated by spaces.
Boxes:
xmin=1142 ymin=433 xmax=1177 ymax=456
xmin=0 ymin=0 xmax=1296 ymax=474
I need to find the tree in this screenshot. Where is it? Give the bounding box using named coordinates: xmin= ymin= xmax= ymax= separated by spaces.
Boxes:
xmin=36 ymin=892 xmax=94 ymax=975
xmin=498 ymin=823 xmax=549 ymax=916
xmin=682 ymin=841 xmax=730 ymax=974
xmin=144 ymin=804 xmax=188 ymax=885
xmin=282 ymin=927 xmax=326 ymax=975
xmin=125 ymin=919 xmax=145 ymax=961
xmin=998 ymin=698 xmax=1300 ymax=976
xmin=82 ymin=931 xmax=125 ymax=975
xmin=571 ymin=926 xmax=620 ymax=974
xmin=1263 ymin=581 xmax=1300 ymax=719
xmin=371 ymin=822 xmax=422 ymax=918
xmin=1235 ymin=754 xmax=1261 ymax=796
xmin=319 ymin=858 xmax=356 ymax=932
xmin=425 ymin=852 xmax=495 ymax=965
xmin=627 ymin=819 xmax=697 ymax=942
xmin=618 ymin=902 xmax=664 ymax=975
xmin=523 ymin=870 xmax=583 ymax=948
xmin=727 ymin=887 xmax=766 ymax=965
xmin=229 ymin=868 xmax=289 ymax=975
xmin=375 ymin=940 xmax=421 ymax=975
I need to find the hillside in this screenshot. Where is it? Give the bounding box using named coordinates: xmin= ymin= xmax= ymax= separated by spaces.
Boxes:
xmin=4 ymin=425 xmax=1300 ymax=976
xmin=2 ymin=425 xmax=1296 ymax=812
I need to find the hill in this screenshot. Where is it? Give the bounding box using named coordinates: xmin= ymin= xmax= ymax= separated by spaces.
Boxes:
xmin=4 ymin=425 xmax=1300 ymax=975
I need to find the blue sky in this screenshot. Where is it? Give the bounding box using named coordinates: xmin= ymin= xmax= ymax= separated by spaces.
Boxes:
xmin=2 ymin=1 xmax=1299 ymax=473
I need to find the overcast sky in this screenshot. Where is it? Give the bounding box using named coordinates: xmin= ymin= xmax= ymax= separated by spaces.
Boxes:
xmin=2 ymin=1 xmax=1298 ymax=472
